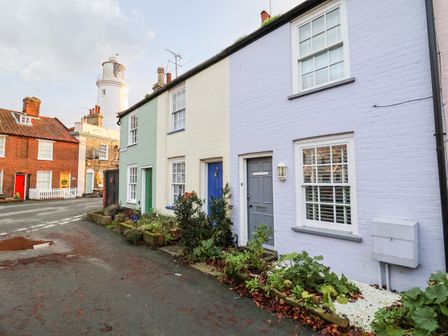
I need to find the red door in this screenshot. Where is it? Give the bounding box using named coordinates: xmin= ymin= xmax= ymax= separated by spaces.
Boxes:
xmin=15 ymin=175 xmax=26 ymax=200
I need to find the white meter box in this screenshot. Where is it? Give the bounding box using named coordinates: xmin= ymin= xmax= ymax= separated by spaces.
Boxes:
xmin=371 ymin=218 xmax=419 ymax=268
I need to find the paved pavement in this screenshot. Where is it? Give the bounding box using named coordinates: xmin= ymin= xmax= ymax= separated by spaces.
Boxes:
xmin=0 ymin=199 xmax=313 ymax=336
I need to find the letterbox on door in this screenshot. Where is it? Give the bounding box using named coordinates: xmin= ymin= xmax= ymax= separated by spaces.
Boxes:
xmin=371 ymin=218 xmax=419 ymax=268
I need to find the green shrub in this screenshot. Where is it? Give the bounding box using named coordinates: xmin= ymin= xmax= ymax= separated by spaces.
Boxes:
xmin=209 ymin=184 xmax=235 ymax=248
xmin=174 ymin=192 xmax=212 ymax=254
xmin=124 ymin=229 xmax=143 ymax=245
xmin=245 ymin=278 xmax=261 ymax=293
xmin=372 ymin=272 xmax=448 ymax=335
xmin=192 ymin=239 xmax=222 ymax=262
xmin=223 ymin=251 xmax=250 ymax=275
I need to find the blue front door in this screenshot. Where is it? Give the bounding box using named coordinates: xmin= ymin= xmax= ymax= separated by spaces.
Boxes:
xmin=207 ymin=162 xmax=223 ymax=214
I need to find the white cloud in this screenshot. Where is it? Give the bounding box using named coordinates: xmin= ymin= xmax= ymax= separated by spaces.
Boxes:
xmin=0 ymin=0 xmax=154 ymax=81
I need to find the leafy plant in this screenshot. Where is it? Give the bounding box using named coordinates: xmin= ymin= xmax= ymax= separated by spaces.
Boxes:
xmin=124 ymin=229 xmax=143 ymax=245
xmin=223 ymin=250 xmax=250 ymax=275
xmin=245 ymin=278 xmax=261 ymax=294
xmin=209 ymin=184 xmax=235 ymax=248
xmin=263 ymin=251 xmax=358 ymax=311
xmin=114 ymin=213 xmax=127 ymax=223
xmin=192 ymin=239 xmax=222 ymax=262
xmin=223 ymin=225 xmax=271 ymax=276
xmin=174 ymin=192 xmax=212 ymax=254
xmin=372 ymin=272 xmax=448 ymax=335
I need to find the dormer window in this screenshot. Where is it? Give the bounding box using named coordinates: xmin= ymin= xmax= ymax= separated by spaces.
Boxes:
xmin=19 ymin=115 xmax=32 ymax=126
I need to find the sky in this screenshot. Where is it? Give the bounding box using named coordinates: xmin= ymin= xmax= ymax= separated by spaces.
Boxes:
xmin=0 ymin=0 xmax=300 ymax=126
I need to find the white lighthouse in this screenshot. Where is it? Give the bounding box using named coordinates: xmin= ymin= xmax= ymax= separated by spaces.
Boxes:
xmin=96 ymin=54 xmax=129 ymax=129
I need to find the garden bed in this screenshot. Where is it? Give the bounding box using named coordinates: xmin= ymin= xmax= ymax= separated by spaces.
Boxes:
xmin=86 ymin=211 xmax=112 ymax=226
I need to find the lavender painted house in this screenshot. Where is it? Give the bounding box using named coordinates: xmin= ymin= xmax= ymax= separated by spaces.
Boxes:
xmin=229 ymin=0 xmax=447 ymax=291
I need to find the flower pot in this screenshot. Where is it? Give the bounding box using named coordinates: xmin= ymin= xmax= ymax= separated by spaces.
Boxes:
xmin=143 ymin=231 xmax=165 ymax=248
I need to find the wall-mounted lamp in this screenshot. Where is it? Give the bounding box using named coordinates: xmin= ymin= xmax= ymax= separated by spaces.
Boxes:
xmin=277 ymin=162 xmax=287 ymax=182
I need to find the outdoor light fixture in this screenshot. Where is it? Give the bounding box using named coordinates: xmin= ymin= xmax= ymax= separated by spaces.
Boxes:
xmin=277 ymin=162 xmax=287 ymax=182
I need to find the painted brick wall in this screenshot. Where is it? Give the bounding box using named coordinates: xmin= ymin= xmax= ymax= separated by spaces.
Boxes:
xmin=119 ymin=99 xmax=158 ymax=211
xmin=0 ymin=135 xmax=79 ymax=197
xmin=230 ymin=0 xmax=444 ymax=291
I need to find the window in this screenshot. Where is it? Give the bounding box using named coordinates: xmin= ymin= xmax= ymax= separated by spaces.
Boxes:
xmin=0 ymin=136 xmax=5 ymax=157
xmin=36 ymin=171 xmax=52 ymax=190
xmin=127 ymin=165 xmax=137 ymax=203
xmin=296 ymin=135 xmax=356 ymax=232
xmin=171 ymin=88 xmax=185 ymax=131
xmin=128 ymin=113 xmax=138 ymax=145
xmin=99 ymin=144 xmax=108 ymax=160
xmin=292 ymin=1 xmax=349 ymax=92
xmin=171 ymin=161 xmax=185 ymax=204
xmin=102 ymin=89 xmax=106 ymax=96
xmin=19 ymin=115 xmax=32 ymax=125
xmin=0 ymin=170 xmax=3 ymax=194
xmin=37 ymin=140 xmax=53 ymax=160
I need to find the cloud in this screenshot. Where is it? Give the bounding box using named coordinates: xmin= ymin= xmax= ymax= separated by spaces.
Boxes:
xmin=0 ymin=0 xmax=154 ymax=82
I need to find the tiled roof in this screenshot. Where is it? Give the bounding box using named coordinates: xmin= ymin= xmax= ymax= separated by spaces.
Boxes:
xmin=0 ymin=108 xmax=78 ymax=143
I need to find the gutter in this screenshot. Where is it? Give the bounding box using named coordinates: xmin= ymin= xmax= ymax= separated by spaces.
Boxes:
xmin=425 ymin=0 xmax=448 ymax=271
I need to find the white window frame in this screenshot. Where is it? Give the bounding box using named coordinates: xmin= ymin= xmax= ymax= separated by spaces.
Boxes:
xmin=0 ymin=170 xmax=3 ymax=194
xmin=0 ymin=136 xmax=5 ymax=157
xmin=295 ymin=134 xmax=358 ymax=233
xmin=99 ymin=144 xmax=108 ymax=160
xmin=37 ymin=140 xmax=54 ymax=160
xmin=170 ymin=86 xmax=186 ymax=132
xmin=170 ymin=160 xmax=185 ymax=205
xmin=291 ymin=0 xmax=350 ymax=94
xmin=128 ymin=112 xmax=138 ymax=146
xmin=127 ymin=165 xmax=137 ymax=203
xmin=19 ymin=115 xmax=33 ymax=126
xmin=36 ymin=171 xmax=52 ymax=191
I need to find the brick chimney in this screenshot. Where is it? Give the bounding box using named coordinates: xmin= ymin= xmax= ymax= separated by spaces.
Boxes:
xmin=22 ymin=97 xmax=41 ymax=117
xmin=166 ymin=72 xmax=173 ymax=84
xmin=152 ymin=67 xmax=165 ymax=92
xmin=261 ymin=10 xmax=271 ymax=25
xmin=83 ymin=105 xmax=103 ymax=127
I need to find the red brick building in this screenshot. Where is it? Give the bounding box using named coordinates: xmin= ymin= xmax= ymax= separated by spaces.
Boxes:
xmin=0 ymin=97 xmax=79 ymax=199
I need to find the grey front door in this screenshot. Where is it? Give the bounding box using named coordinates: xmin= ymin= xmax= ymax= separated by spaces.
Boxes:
xmin=247 ymin=157 xmax=274 ymax=247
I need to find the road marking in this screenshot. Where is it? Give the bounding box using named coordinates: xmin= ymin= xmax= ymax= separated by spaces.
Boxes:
xmin=31 ymin=224 xmax=46 ymax=228
xmin=15 ymin=228 xmax=27 ymax=232
xmin=0 ymin=233 xmax=7 ymax=236
xmin=43 ymin=224 xmax=56 ymax=228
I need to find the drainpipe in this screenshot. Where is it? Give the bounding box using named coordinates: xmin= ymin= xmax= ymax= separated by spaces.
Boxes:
xmin=425 ymin=0 xmax=448 ymax=272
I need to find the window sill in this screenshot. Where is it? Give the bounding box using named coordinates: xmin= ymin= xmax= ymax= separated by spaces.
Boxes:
xmin=165 ymin=205 xmax=175 ymax=210
xmin=288 ymin=77 xmax=355 ymax=100
xmin=168 ymin=128 xmax=185 ymax=135
xmin=127 ymin=143 xmax=138 ymax=147
xmin=37 ymin=158 xmax=54 ymax=161
xmin=292 ymin=226 xmax=362 ymax=242
xmin=126 ymin=200 xmax=137 ymax=205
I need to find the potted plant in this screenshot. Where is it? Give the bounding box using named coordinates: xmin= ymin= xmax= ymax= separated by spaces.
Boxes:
xmin=141 ymin=221 xmax=166 ymax=248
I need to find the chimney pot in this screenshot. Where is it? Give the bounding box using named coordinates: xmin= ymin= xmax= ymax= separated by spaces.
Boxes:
xmin=152 ymin=66 xmax=166 ymax=92
xmin=22 ymin=97 xmax=41 ymax=117
xmin=166 ymin=72 xmax=172 ymax=84
xmin=261 ymin=10 xmax=271 ymax=24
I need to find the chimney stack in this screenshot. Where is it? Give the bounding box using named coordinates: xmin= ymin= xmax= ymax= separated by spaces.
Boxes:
xmin=83 ymin=105 xmax=103 ymax=127
xmin=22 ymin=97 xmax=41 ymax=117
xmin=152 ymin=67 xmax=166 ymax=92
xmin=261 ymin=10 xmax=271 ymax=25
xmin=166 ymin=72 xmax=173 ymax=84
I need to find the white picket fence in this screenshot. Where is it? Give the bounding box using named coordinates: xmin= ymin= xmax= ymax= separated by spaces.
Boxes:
xmin=29 ymin=188 xmax=78 ymax=200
